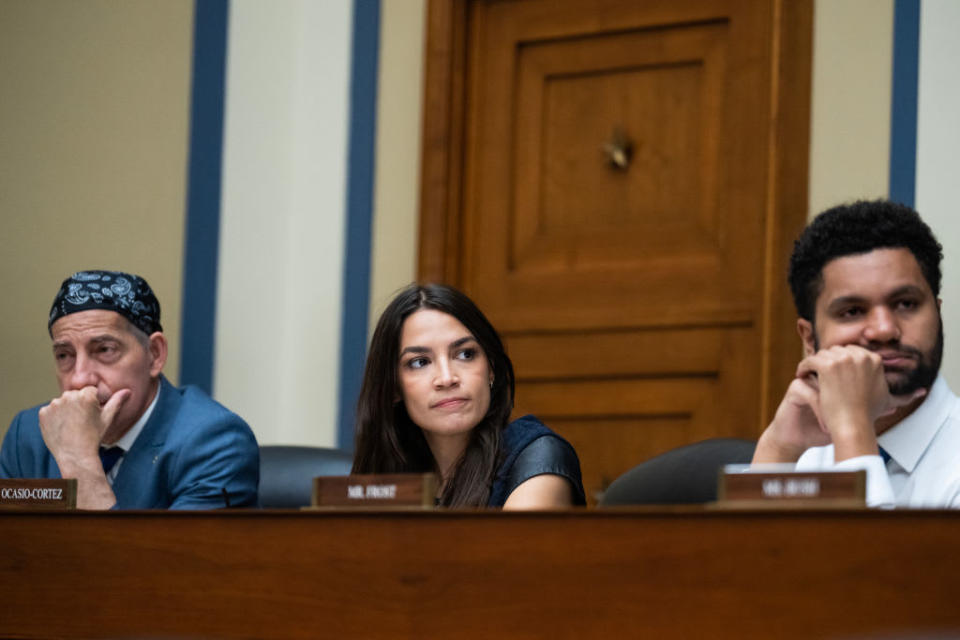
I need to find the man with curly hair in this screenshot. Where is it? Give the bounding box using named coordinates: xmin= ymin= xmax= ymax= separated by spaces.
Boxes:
xmin=752 ymin=200 xmax=960 ymax=507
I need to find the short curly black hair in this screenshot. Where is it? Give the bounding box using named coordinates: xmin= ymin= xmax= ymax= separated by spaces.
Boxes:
xmin=788 ymin=199 xmax=943 ymax=321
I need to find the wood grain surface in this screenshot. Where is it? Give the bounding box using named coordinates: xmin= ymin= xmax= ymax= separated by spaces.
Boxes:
xmin=2 ymin=509 xmax=959 ymax=639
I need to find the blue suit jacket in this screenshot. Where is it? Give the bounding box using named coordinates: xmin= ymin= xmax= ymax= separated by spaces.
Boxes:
xmin=0 ymin=376 xmax=259 ymax=509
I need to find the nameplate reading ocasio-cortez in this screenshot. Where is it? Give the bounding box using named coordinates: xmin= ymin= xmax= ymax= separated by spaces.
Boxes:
xmin=0 ymin=479 xmax=77 ymax=510
xmin=312 ymin=473 xmax=438 ymax=508
xmin=717 ymin=465 xmax=866 ymax=509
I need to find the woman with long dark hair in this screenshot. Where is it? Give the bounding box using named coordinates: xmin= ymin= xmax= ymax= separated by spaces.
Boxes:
xmin=352 ymin=283 xmax=586 ymax=508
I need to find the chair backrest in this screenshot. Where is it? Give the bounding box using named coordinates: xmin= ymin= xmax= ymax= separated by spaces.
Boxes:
xmin=599 ymin=438 xmax=757 ymax=506
xmin=258 ymin=445 xmax=354 ymax=508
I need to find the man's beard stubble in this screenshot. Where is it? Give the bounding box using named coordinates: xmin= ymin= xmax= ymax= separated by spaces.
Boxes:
xmin=813 ymin=318 xmax=944 ymax=395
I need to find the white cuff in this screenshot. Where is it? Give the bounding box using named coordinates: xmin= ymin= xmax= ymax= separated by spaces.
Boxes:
xmin=834 ymin=454 xmax=895 ymax=509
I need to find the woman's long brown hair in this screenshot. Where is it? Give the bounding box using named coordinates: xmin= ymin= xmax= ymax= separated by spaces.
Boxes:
xmin=351 ymin=284 xmax=515 ymax=506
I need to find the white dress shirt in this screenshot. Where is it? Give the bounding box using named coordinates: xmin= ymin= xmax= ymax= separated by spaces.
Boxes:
xmin=796 ymin=375 xmax=960 ymax=508
xmin=103 ymin=385 xmax=161 ymax=485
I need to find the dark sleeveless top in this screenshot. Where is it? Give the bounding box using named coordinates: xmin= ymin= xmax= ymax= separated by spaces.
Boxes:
xmin=487 ymin=415 xmax=587 ymax=507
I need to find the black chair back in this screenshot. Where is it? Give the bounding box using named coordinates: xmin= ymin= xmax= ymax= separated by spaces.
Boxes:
xmin=600 ymin=438 xmax=756 ymax=506
xmin=258 ymin=445 xmax=353 ymax=508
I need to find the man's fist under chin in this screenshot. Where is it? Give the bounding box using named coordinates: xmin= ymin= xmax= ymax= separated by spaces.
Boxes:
xmin=38 ymin=387 xmax=132 ymax=459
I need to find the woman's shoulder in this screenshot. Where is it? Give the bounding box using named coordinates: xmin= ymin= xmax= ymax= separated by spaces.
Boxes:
xmin=501 ymin=414 xmax=554 ymax=448
xmin=489 ymin=415 xmax=587 ymax=506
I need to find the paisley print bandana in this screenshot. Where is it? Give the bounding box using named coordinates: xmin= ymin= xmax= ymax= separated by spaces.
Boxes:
xmin=48 ymin=270 xmax=162 ymax=336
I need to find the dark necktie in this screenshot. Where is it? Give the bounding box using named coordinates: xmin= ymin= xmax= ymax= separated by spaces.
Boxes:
xmin=99 ymin=446 xmax=124 ymax=474
xmin=878 ymin=446 xmax=892 ymax=465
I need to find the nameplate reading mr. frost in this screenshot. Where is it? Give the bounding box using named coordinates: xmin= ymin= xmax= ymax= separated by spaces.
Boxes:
xmin=312 ymin=473 xmax=437 ymax=508
xmin=717 ymin=468 xmax=866 ymax=509
xmin=0 ymin=479 xmax=77 ymax=510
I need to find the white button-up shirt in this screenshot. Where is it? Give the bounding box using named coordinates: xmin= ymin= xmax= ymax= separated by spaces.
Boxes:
xmin=796 ymin=375 xmax=960 ymax=508
xmin=103 ymin=384 xmax=161 ymax=485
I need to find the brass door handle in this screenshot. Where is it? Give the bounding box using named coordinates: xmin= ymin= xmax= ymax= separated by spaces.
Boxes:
xmin=602 ymin=127 xmax=633 ymax=171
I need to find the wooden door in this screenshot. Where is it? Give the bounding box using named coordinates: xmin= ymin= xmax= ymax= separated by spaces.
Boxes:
xmin=419 ymin=0 xmax=812 ymax=503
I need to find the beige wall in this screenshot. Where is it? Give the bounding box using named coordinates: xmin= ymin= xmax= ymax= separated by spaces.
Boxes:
xmin=368 ymin=0 xmax=427 ymax=337
xmin=0 ymin=1 xmax=193 ymax=431
xmin=808 ymin=0 xmax=894 ymax=216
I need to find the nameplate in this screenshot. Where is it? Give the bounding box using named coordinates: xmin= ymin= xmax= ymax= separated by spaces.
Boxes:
xmin=717 ymin=468 xmax=866 ymax=508
xmin=0 ymin=479 xmax=77 ymax=510
xmin=312 ymin=473 xmax=437 ymax=508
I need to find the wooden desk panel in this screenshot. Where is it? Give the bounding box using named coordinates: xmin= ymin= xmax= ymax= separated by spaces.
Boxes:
xmin=2 ymin=509 xmax=959 ymax=639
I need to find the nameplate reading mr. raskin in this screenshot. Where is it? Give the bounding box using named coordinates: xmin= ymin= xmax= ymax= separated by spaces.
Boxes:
xmin=0 ymin=479 xmax=77 ymax=510
xmin=313 ymin=473 xmax=437 ymax=508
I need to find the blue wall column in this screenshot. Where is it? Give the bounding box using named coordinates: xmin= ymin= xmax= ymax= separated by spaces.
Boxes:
xmin=337 ymin=0 xmax=381 ymax=450
xmin=179 ymin=0 xmax=230 ymax=393
xmin=889 ymin=0 xmax=921 ymax=206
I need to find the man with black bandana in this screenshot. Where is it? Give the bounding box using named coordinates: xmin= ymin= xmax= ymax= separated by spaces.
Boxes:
xmin=753 ymin=200 xmax=960 ymax=507
xmin=0 ymin=270 xmax=259 ymax=509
